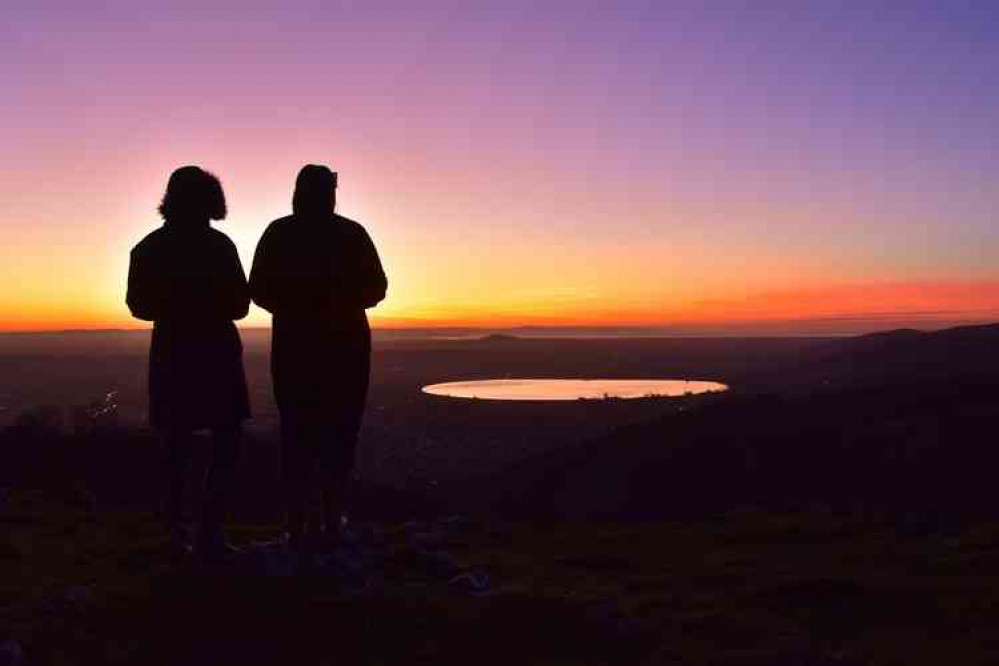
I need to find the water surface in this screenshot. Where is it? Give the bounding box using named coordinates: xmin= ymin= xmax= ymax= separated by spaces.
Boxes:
xmin=422 ymin=379 xmax=728 ymax=401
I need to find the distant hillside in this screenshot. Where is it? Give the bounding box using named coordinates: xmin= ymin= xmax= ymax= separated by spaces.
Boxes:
xmin=477 ymin=333 xmax=520 ymax=343
xmin=797 ymin=322 xmax=999 ymax=387
xmin=472 ymin=371 xmax=999 ymax=521
xmin=825 ymin=322 xmax=999 ymax=355
xmin=564 ymin=320 xmax=999 ymax=516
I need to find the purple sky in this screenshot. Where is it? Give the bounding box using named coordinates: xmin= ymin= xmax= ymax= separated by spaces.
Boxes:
xmin=2 ymin=1 xmax=998 ymax=331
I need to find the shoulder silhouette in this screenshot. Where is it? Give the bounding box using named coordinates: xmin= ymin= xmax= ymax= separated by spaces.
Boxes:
xmin=128 ymin=166 xmax=249 ymax=323
xmin=249 ymin=166 xmax=386 ymax=319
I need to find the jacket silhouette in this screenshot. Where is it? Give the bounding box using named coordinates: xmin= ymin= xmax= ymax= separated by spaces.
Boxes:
xmin=127 ymin=181 xmax=251 ymax=430
xmin=249 ymin=165 xmax=386 ymax=483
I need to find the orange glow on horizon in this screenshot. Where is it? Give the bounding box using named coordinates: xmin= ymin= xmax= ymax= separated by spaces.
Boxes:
xmin=5 ymin=279 xmax=999 ymax=334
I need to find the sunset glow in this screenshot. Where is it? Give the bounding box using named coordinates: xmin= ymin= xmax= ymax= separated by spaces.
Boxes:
xmin=3 ymin=2 xmax=998 ymax=334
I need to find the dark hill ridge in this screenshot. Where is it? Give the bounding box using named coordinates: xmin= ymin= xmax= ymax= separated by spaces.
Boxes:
xmin=478 ymin=333 xmax=520 ymax=342
xmin=769 ymin=322 xmax=999 ymax=390
xmin=825 ymin=322 xmax=999 ymax=357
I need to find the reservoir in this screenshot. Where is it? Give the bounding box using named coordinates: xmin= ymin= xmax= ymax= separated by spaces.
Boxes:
xmin=422 ymin=379 xmax=728 ymax=401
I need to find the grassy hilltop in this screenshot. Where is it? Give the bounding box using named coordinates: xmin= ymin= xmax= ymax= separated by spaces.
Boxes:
xmin=5 ymin=326 xmax=999 ymax=663
xmin=5 ymin=478 xmax=999 ymax=664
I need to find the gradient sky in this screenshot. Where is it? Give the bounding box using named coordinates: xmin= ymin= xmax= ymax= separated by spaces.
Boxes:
xmin=2 ymin=1 xmax=998 ymax=333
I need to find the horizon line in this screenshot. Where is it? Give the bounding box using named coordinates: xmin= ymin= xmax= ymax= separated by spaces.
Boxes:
xmin=2 ymin=319 xmax=998 ymax=338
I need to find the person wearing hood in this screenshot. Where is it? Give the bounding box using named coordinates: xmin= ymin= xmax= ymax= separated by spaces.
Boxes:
xmin=249 ymin=164 xmax=386 ymax=555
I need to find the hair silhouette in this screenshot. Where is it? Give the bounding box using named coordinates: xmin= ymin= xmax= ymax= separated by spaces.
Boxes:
xmin=292 ymin=164 xmax=337 ymax=217
xmin=158 ymin=165 xmax=227 ymax=225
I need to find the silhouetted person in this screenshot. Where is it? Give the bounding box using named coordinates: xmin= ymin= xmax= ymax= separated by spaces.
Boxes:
xmin=126 ymin=166 xmax=250 ymax=561
xmin=249 ymin=164 xmax=386 ymax=554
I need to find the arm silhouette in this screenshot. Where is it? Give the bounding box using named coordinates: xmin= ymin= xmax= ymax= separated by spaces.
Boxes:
xmin=128 ymin=238 xmax=249 ymax=322
xmin=325 ymin=227 xmax=386 ymax=310
xmin=355 ymin=227 xmax=387 ymax=309
xmin=248 ymin=225 xmax=280 ymax=314
xmin=126 ymin=247 xmax=168 ymax=321
xmin=249 ymin=221 xmax=386 ymax=316
xmin=214 ymin=239 xmax=250 ymax=320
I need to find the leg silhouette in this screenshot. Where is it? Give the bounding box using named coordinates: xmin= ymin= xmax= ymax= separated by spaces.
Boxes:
xmin=162 ymin=427 xmax=195 ymax=557
xmin=198 ymin=425 xmax=242 ymax=560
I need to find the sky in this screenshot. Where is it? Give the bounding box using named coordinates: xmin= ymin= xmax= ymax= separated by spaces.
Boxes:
xmin=2 ymin=1 xmax=998 ymax=333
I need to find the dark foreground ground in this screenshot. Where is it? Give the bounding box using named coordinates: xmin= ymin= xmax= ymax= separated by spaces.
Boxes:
xmin=5 ymin=489 xmax=999 ymax=665
xmin=4 ymin=326 xmax=999 ymax=663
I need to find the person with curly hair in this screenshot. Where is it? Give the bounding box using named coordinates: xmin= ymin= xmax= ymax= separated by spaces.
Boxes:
xmin=127 ymin=165 xmax=251 ymax=562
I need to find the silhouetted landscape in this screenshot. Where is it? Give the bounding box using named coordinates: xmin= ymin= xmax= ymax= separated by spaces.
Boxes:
xmin=4 ymin=325 xmax=999 ymax=663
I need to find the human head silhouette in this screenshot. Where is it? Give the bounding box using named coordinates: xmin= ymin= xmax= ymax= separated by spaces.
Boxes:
xmin=292 ymin=164 xmax=337 ymax=218
xmin=158 ymin=166 xmax=227 ymax=226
